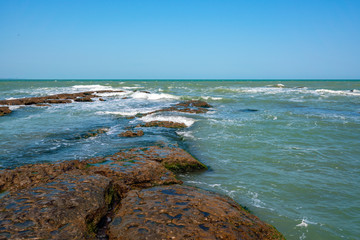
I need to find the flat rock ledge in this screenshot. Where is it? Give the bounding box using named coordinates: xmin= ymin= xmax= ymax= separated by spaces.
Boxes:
xmin=0 ymin=146 xmax=284 ymax=240
xmin=0 ymin=107 xmax=11 ymax=116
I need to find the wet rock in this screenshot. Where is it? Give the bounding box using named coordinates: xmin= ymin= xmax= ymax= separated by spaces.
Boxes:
xmin=44 ymin=99 xmax=72 ymax=104
xmin=138 ymin=121 xmax=187 ymax=128
xmin=0 ymin=160 xmax=87 ymax=193
xmin=119 ymin=130 xmax=144 ymax=137
xmin=112 ymin=146 xmax=207 ymax=173
xmin=75 ymin=96 xmax=94 ymax=102
xmin=239 ymin=109 xmax=259 ymax=112
xmin=75 ymin=128 xmax=109 ymax=139
xmin=87 ymin=157 xmax=181 ymax=190
xmin=99 ymin=98 xmax=105 ymax=101
xmin=176 ymin=100 xmax=212 ymax=108
xmin=0 ymin=171 xmax=113 ymax=239
xmin=107 ymin=185 xmax=285 ymax=240
xmin=35 ymin=103 xmax=51 ymax=107
xmin=0 ymin=107 xmax=11 ymax=116
xmin=0 ymin=90 xmax=123 ymax=106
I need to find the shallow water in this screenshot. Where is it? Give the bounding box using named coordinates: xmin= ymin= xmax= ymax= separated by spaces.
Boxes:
xmin=1 ymin=80 xmax=359 ymax=239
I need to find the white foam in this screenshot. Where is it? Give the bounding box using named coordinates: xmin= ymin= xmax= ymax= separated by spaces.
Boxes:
xmin=201 ymin=96 xmax=223 ymax=100
xmin=96 ymin=91 xmax=129 ymax=97
xmin=8 ymin=105 xmax=23 ymax=110
xmin=131 ymin=92 xmax=180 ymax=100
xmin=296 ymin=219 xmax=309 ymax=227
xmin=140 ymin=114 xmax=196 ymax=127
xmin=176 ymin=130 xmax=195 ymax=139
xmin=99 ymin=111 xmax=139 ymax=116
xmin=248 ymin=191 xmax=266 ymax=208
xmin=122 ymin=86 xmax=142 ymax=90
xmin=72 ymin=85 xmax=114 ymax=91
xmin=266 ymin=83 xmax=285 ymax=88
xmin=315 ymin=89 xmax=360 ymax=96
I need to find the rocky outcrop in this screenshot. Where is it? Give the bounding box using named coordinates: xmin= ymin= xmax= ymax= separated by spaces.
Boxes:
xmin=108 ymin=185 xmax=285 ymax=240
xmin=0 ymin=145 xmax=284 ymax=239
xmin=74 ymin=128 xmax=109 ymax=140
xmin=0 ymin=107 xmax=11 ymax=116
xmin=176 ymin=100 xmax=212 ymax=108
xmin=112 ymin=146 xmax=207 ymax=173
xmin=119 ymin=130 xmax=144 ymax=137
xmin=0 ymin=90 xmax=124 ymax=106
xmin=137 ymin=121 xmax=187 ymax=128
xmin=0 ymin=172 xmax=112 ymax=239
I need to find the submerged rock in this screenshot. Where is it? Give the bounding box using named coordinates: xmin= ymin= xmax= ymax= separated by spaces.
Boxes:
xmin=108 ymin=185 xmax=285 ymax=240
xmin=0 ymin=107 xmax=11 ymax=116
xmin=138 ymin=121 xmax=187 ymax=128
xmin=176 ymin=100 xmax=212 ymax=108
xmin=119 ymin=130 xmax=144 ymax=137
xmin=74 ymin=128 xmax=109 ymax=139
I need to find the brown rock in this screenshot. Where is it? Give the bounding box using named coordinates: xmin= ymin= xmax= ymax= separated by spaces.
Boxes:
xmin=35 ymin=103 xmax=51 ymax=107
xmin=119 ymin=130 xmax=144 ymax=137
xmin=74 ymin=96 xmax=94 ymax=102
xmin=99 ymin=98 xmax=105 ymax=101
xmin=75 ymin=128 xmax=109 ymax=139
xmin=0 ymin=160 xmax=87 ymax=192
xmin=112 ymin=146 xmax=207 ymax=173
xmin=0 ymin=90 xmax=124 ymax=106
xmin=44 ymin=99 xmax=72 ymax=104
xmin=0 ymin=107 xmax=11 ymax=116
xmin=176 ymin=100 xmax=212 ymax=108
xmin=88 ymin=157 xmax=181 ymax=189
xmin=108 ymin=185 xmax=285 ymax=240
xmin=0 ymin=171 xmax=113 ymax=239
xmin=138 ymin=121 xmax=187 ymax=128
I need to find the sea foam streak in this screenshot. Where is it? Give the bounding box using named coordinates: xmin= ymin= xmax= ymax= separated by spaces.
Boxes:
xmin=72 ymin=85 xmax=114 ymax=91
xmin=131 ymin=92 xmax=180 ymax=100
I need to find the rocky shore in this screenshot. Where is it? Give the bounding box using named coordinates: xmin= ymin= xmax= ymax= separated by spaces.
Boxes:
xmin=0 ymin=92 xmax=285 ymax=239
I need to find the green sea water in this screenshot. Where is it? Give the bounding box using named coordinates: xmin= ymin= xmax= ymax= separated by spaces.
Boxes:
xmin=0 ymin=80 xmax=359 ymax=239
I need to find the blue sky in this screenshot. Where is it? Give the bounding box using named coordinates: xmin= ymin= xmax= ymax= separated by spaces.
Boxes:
xmin=0 ymin=0 xmax=359 ymax=79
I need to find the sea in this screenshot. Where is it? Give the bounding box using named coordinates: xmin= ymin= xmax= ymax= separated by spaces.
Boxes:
xmin=0 ymin=80 xmax=359 ymax=240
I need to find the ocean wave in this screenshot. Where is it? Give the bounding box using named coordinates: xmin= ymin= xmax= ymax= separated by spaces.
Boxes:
xmin=72 ymin=84 xmax=114 ymax=91
xmin=140 ymin=114 xmax=196 ymax=127
xmin=97 ymin=109 xmax=156 ymax=116
xmin=131 ymin=92 xmax=180 ymax=100
xmin=212 ymin=86 xmax=360 ymax=97
xmin=176 ymin=130 xmax=195 ymax=139
xmin=314 ymin=89 xmax=360 ymax=96
xmin=296 ymin=219 xmax=309 ymax=228
xmin=96 ymin=91 xmax=130 ymax=97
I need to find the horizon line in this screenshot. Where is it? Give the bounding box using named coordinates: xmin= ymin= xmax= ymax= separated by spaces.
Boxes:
xmin=1 ymin=78 xmax=360 ymax=81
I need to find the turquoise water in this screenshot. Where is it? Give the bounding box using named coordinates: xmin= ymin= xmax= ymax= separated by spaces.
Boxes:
xmin=1 ymin=80 xmax=359 ymax=239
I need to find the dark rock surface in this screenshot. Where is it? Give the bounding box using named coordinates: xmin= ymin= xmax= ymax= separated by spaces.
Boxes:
xmin=0 ymin=144 xmax=284 ymax=240
xmin=0 ymin=107 xmax=11 ymax=116
xmin=75 ymin=128 xmax=109 ymax=139
xmin=0 ymin=90 xmax=124 ymax=106
xmin=137 ymin=121 xmax=187 ymax=128
xmin=176 ymin=100 xmax=212 ymax=108
xmin=108 ymin=185 xmax=285 ymax=240
xmin=119 ymin=130 xmax=144 ymax=137
xmin=0 ymin=171 xmax=112 ymax=240
xmin=112 ymin=146 xmax=207 ymax=173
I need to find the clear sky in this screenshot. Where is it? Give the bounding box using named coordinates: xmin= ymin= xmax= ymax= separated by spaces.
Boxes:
xmin=0 ymin=0 xmax=359 ymax=79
